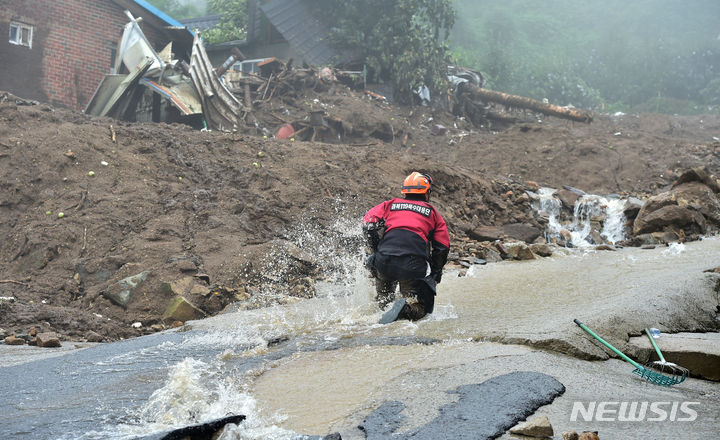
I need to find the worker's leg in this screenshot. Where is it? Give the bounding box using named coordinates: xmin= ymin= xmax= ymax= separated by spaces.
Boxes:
xmin=398 ymin=279 xmax=434 ymax=321
xmin=374 ymin=278 xmax=397 ymax=310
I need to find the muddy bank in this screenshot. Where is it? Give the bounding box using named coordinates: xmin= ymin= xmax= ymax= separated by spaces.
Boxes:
xmin=2 ymin=87 xmax=720 ymax=343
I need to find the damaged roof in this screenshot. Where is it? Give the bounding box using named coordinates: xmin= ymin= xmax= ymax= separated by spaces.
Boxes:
xmin=112 ymin=0 xmax=194 ymax=43
xmin=179 ymin=14 xmax=222 ymax=32
xmin=260 ymin=0 xmax=351 ymax=66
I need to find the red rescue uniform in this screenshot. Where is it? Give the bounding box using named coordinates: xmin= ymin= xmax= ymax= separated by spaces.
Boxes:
xmin=363 ymin=197 xmax=449 ymax=275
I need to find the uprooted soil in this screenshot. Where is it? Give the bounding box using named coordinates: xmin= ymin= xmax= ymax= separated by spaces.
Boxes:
xmin=1 ymin=87 xmax=720 ymax=343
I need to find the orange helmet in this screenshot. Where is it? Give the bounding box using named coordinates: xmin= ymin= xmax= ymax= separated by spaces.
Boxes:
xmin=401 ymin=171 xmax=433 ymax=195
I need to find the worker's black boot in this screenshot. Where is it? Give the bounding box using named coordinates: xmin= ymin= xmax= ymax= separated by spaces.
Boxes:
xmin=379 ymin=298 xmax=408 ymax=324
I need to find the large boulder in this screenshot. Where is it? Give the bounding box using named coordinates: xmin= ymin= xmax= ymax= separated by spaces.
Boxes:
xmin=632 ymin=169 xmax=720 ymax=236
xmin=502 ymin=223 xmax=542 ymax=243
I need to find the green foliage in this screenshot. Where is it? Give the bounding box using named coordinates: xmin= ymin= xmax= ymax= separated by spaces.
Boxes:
xmin=450 ymin=0 xmax=720 ymax=114
xmin=204 ymin=0 xmax=248 ymax=44
xmin=317 ymin=0 xmax=456 ymax=102
xmin=145 ymin=0 xmax=203 ymax=20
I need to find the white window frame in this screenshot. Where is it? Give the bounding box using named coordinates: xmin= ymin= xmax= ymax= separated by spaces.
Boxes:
xmin=9 ymin=22 xmax=33 ymax=48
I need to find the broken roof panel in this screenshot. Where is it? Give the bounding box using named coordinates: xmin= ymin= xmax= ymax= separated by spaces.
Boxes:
xmin=179 ymin=14 xmax=222 ymax=32
xmin=112 ymin=0 xmax=194 ymax=45
xmin=139 ymin=78 xmax=202 ymax=116
xmin=260 ymin=0 xmax=350 ymax=66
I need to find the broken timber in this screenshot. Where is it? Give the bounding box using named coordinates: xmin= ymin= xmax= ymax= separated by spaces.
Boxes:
xmin=458 ymin=83 xmax=593 ymax=123
xmin=189 ymin=33 xmax=245 ymax=131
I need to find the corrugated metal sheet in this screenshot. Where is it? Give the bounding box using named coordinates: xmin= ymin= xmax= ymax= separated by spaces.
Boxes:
xmin=189 ymin=33 xmax=245 ymax=131
xmin=260 ymin=0 xmax=348 ymax=66
xmin=180 ymin=15 xmax=222 ymax=32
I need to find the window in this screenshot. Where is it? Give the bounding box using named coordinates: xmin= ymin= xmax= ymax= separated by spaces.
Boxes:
xmin=9 ymin=22 xmax=33 ymax=48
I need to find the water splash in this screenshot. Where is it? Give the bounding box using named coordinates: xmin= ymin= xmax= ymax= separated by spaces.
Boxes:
xmin=530 ymin=188 xmax=628 ymax=247
xmin=662 ymin=242 xmax=687 ymax=256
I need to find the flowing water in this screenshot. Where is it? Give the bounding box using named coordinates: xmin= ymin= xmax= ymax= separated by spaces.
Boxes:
xmin=2 ymin=223 xmax=720 ymax=439
xmin=531 ymin=187 xmax=629 ymax=247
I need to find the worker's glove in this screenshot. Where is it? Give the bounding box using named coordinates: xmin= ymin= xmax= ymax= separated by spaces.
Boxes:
xmin=432 ymin=271 xmax=442 ymax=284
xmin=365 ymin=254 xmax=378 ymax=278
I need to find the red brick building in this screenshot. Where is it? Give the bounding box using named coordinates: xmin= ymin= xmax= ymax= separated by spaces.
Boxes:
xmin=1 ymin=0 xmax=192 ymax=110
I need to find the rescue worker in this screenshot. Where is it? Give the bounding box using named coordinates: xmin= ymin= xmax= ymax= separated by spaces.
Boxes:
xmin=363 ymin=171 xmax=450 ymax=323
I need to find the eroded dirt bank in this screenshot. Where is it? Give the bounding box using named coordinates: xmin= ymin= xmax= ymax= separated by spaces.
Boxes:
xmin=1 ymin=89 xmax=720 ymax=342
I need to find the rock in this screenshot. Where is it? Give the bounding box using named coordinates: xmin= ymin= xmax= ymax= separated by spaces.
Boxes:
xmin=562 ymin=432 xmax=579 ymax=440
xmin=4 ymin=335 xmax=25 ymax=345
xmin=479 ymin=246 xmax=503 ymax=263
xmin=173 ymin=259 xmax=197 ymax=272
xmin=633 ymin=204 xmax=705 ymax=235
xmin=509 ymin=414 xmax=554 ymax=437
xmin=627 ymin=332 xmax=720 ymax=381
xmin=103 ymin=271 xmax=149 ymax=308
xmin=529 ymin=243 xmax=552 ymax=257
xmin=85 ymin=331 xmax=104 ymax=342
xmin=578 ymin=431 xmax=600 ymax=440
xmin=162 ymin=296 xmax=205 ymax=323
xmin=282 ymin=240 xmax=316 ymax=267
xmin=623 ymin=197 xmax=644 ymax=220
xmin=633 ymin=180 xmax=720 ymax=235
xmin=502 ymin=223 xmax=542 ymax=243
xmin=162 ymin=276 xmax=195 ymax=296
xmin=557 ymin=189 xmax=581 ymax=210
xmin=504 ymin=242 xmax=536 ymax=260
xmin=593 ymin=244 xmax=616 ymax=251
xmin=0 ymin=328 xmax=7 ymax=339
xmin=469 ymin=225 xmax=504 ymax=242
xmin=190 ymin=284 xmax=211 ymax=296
xmin=36 ymin=332 xmax=61 ymax=348
xmin=431 ymin=124 xmax=447 ymax=135
xmin=671 ymin=166 xmax=720 ymax=193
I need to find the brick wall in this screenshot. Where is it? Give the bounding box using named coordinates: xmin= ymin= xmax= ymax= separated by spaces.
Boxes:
xmin=1 ymin=0 xmax=170 ymax=110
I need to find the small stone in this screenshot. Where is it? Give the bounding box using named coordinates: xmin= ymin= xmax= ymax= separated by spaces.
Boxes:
xmin=4 ymin=335 xmax=25 ymax=345
xmin=509 ymin=414 xmax=554 ymax=438
xmin=578 ymin=432 xmax=599 ymax=440
xmin=151 ymin=324 xmax=164 ymax=332
xmin=85 ymin=331 xmax=104 ymax=342
xmin=562 ymin=432 xmax=579 ymax=440
xmin=162 ymin=276 xmax=195 ymax=296
xmin=529 ymin=243 xmax=553 ymax=257
xmin=36 ymin=332 xmax=62 ymax=348
xmin=190 ymin=284 xmax=211 ymax=296
xmin=163 ymin=296 xmax=205 ymax=323
xmin=171 ymin=320 xmax=184 ymax=328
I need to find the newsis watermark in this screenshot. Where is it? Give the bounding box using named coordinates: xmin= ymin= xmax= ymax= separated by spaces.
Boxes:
xmin=570 ymin=401 xmax=700 ymax=422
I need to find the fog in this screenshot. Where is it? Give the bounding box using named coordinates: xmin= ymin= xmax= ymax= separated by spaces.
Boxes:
xmin=450 ymin=0 xmax=720 ymax=113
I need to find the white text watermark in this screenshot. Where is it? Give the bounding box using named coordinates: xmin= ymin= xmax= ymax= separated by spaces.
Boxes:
xmin=570 ymin=401 xmax=699 ymax=422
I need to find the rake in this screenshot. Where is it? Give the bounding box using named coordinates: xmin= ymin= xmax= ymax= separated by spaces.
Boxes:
xmin=573 ymin=319 xmax=684 ymax=387
xmin=643 ymin=328 xmax=688 ymax=384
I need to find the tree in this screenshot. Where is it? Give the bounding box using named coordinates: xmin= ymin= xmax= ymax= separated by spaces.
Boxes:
xmin=203 ymin=0 xmax=248 ymax=44
xmin=316 ymin=0 xmax=456 ymax=103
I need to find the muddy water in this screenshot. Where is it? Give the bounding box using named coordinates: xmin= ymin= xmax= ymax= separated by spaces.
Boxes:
xmin=1 ymin=239 xmax=719 ymax=439
xmin=247 ymin=238 xmax=720 ymax=437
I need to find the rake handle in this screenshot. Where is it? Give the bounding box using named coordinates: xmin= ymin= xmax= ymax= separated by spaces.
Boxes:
xmin=574 ymin=319 xmax=643 ymax=369
xmin=644 ymin=328 xmax=667 ymax=362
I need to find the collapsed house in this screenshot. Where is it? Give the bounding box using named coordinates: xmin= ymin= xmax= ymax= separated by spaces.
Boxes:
xmin=0 ymin=0 xmax=192 ymax=111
